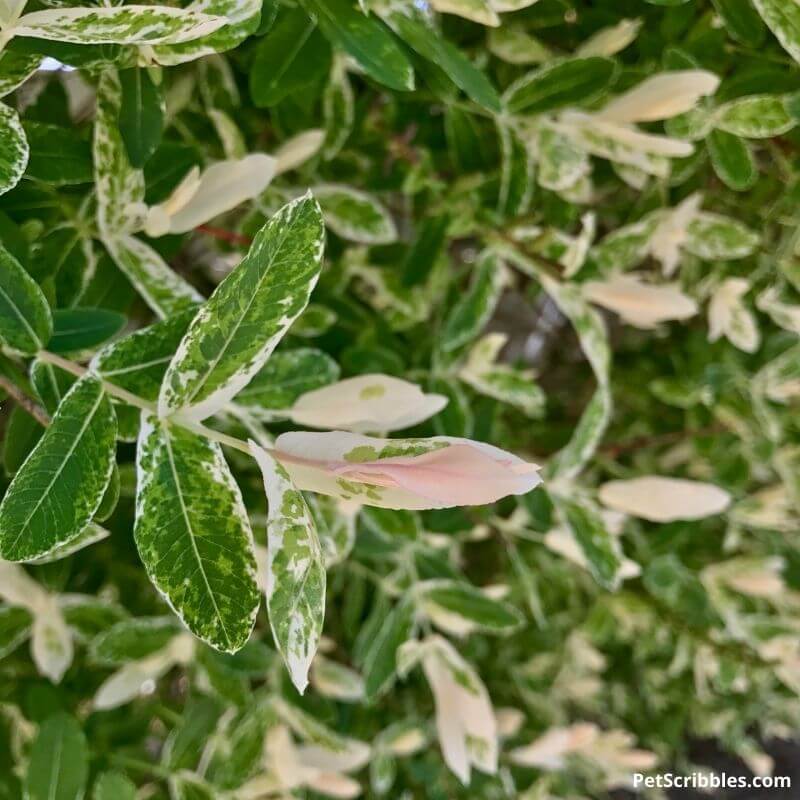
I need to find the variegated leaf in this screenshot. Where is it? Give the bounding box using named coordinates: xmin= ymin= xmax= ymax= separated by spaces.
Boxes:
xmin=134 ymin=413 xmax=260 ymax=653
xmin=159 ymin=194 xmax=324 ymax=422
xmin=250 ymin=442 xmax=326 ymax=694
xmin=0 ymin=377 xmax=117 ymax=562
xmin=0 ymin=101 xmax=28 ymax=196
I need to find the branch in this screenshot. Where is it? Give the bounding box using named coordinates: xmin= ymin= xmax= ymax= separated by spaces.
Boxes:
xmin=0 ymin=375 xmax=50 ymax=427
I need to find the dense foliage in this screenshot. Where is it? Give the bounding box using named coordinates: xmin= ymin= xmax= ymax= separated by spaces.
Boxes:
xmin=2 ymin=0 xmax=800 ymax=797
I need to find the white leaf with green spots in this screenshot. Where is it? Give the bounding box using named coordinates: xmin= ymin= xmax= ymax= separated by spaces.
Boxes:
xmin=0 ymin=376 xmax=117 ymax=562
xmin=753 ymin=0 xmax=800 ymax=64
xmin=314 ymin=184 xmax=397 ymax=244
xmin=589 ymin=213 xmax=661 ymax=274
xmin=684 ymin=213 xmax=759 ymax=261
xmin=11 ymin=5 xmax=224 ymax=46
xmin=0 ymin=101 xmax=28 ymax=196
xmin=459 ymin=333 xmax=545 ymax=418
xmin=151 ymin=0 xmax=262 ymax=66
xmin=159 ymin=194 xmax=325 ymax=422
xmin=0 ymin=243 xmax=52 ymax=355
xmin=250 ymin=442 xmax=326 ymax=694
xmin=536 ymin=121 xmax=591 ymax=192
xmin=134 ymin=413 xmax=259 ymax=653
xmin=441 ymin=251 xmax=506 ymax=353
xmin=714 ymin=94 xmax=796 ymax=138
xmin=94 ymin=70 xmax=145 ymax=236
xmin=105 ymin=235 xmax=203 ymax=320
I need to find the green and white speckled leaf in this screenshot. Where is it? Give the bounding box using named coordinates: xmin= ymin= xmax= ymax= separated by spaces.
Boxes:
xmin=159 ymin=194 xmax=324 ymax=422
xmin=134 ymin=413 xmax=259 ymax=653
xmin=459 ymin=334 xmax=545 ymax=418
xmin=419 ymin=579 xmax=524 ymax=635
xmin=151 ymin=0 xmax=261 ymax=65
xmin=0 ymin=243 xmax=52 ymax=355
xmin=233 ymin=348 xmax=340 ymax=415
xmin=714 ymin=94 xmax=795 ymax=138
xmin=753 ymin=0 xmax=800 ymax=64
xmin=684 ymin=213 xmax=759 ymax=260
xmin=0 ymin=376 xmax=117 ymax=562
xmin=536 ymin=121 xmax=589 ymax=193
xmin=105 ymin=235 xmax=203 ymax=319
xmin=497 ymin=242 xmax=611 ymax=478
xmin=25 ymin=523 xmax=110 ymax=565
xmin=589 ymin=213 xmax=661 ymax=274
xmin=250 ymin=442 xmax=325 ymax=694
xmin=92 ymin=307 xmax=197 ymax=401
xmin=314 ymin=184 xmax=397 ymax=244
xmin=94 ymin=71 xmax=145 ymax=236
xmin=0 ymin=51 xmax=41 ymax=98
xmin=12 ymin=5 xmax=224 ymax=46
xmin=555 ymin=498 xmax=623 ymax=591
xmin=0 ymin=101 xmax=28 ymax=196
xmin=441 ymin=251 xmax=505 ymax=353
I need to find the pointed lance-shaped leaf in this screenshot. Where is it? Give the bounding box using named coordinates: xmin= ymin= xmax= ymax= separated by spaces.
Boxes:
xmin=250 ymin=442 xmax=326 ymax=694
xmin=159 ymin=193 xmax=325 ymax=422
xmin=25 ymin=713 xmax=88 ymax=800
xmin=12 ymin=5 xmax=225 ymax=46
xmin=0 ymin=101 xmax=29 ymax=196
xmin=0 ymin=241 xmax=52 ymax=355
xmin=0 ymin=376 xmax=117 ymax=562
xmin=134 ymin=413 xmax=260 ymax=653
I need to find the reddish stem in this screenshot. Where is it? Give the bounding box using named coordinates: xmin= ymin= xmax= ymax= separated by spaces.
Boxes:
xmin=195 ymin=225 xmax=253 ymax=246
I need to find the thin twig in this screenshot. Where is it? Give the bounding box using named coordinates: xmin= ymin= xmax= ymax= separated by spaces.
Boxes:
xmin=0 ymin=375 xmax=50 ymax=427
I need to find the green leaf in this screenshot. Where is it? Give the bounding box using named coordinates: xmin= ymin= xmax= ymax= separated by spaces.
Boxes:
xmin=301 ymin=0 xmax=413 ymax=91
xmin=0 ymin=376 xmax=117 ymax=562
xmin=13 ymin=6 xmax=225 ymax=46
xmin=93 ymin=772 xmax=137 ymax=800
xmin=0 ymin=242 xmax=52 ymax=355
xmin=497 ymin=121 xmax=533 ymax=217
xmin=0 ymin=606 xmax=32 ymax=659
xmin=708 ymin=129 xmax=757 ymax=191
xmin=503 ymin=57 xmax=618 ymax=114
xmin=2 ymin=406 xmax=43 ymax=475
xmin=250 ymin=443 xmax=326 ymax=694
xmin=234 ymin=347 xmax=340 ymax=412
xmin=92 ymin=308 xmax=196 ymax=401
xmin=419 ymin=579 xmax=523 ymax=634
xmin=49 ymin=308 xmax=126 ymax=354
xmin=712 ymin=0 xmax=766 ymax=47
xmin=89 ymin=616 xmax=179 ymax=665
xmin=359 ymin=595 xmax=416 ymax=701
xmin=23 ymin=122 xmax=93 ymax=185
xmin=249 ymin=7 xmax=331 ymax=108
xmin=0 ymin=101 xmax=28 ymax=196
xmin=0 ymin=51 xmax=41 ymax=98
xmin=753 ymin=0 xmax=800 ymax=64
xmin=134 ymin=414 xmax=260 ymax=653
xmin=558 ymin=499 xmax=623 ymax=590
xmin=30 ymin=358 xmax=75 ymax=415
xmin=118 ymin=67 xmax=164 ymax=168
xmin=381 ymin=5 xmax=501 ymax=112
xmin=31 ymin=227 xmax=97 ymax=307
xmin=315 ymin=184 xmax=397 ymax=244
xmin=441 ymin=251 xmax=505 ymax=352
xmin=25 ymin=714 xmax=88 ymax=800
xmin=27 ymin=522 xmax=110 ymax=564
xmin=159 ymin=194 xmax=325 ymax=422
xmin=643 ymin=554 xmax=717 ymax=628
